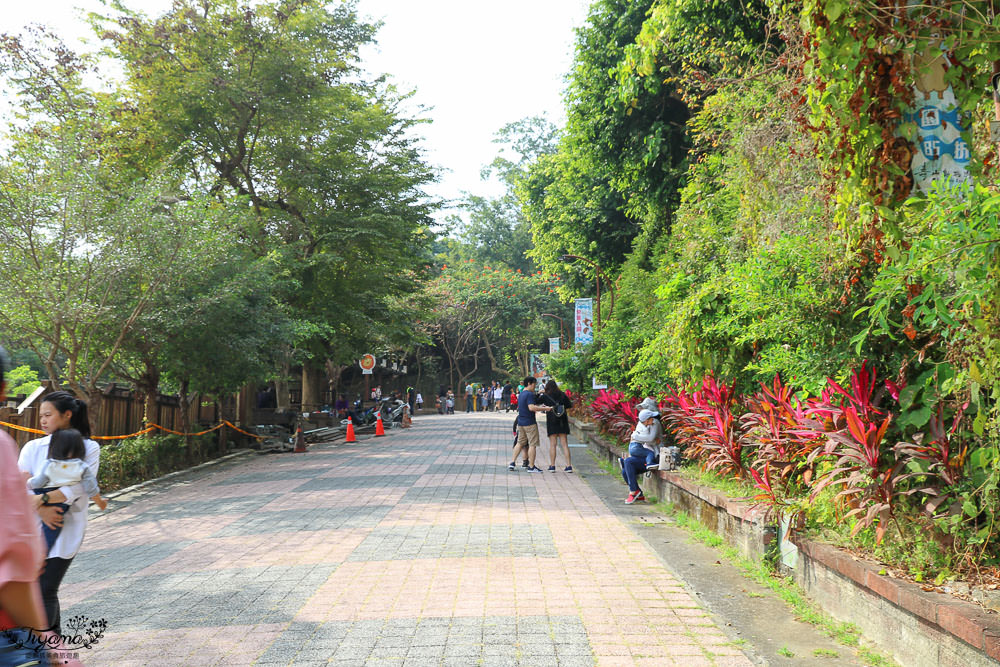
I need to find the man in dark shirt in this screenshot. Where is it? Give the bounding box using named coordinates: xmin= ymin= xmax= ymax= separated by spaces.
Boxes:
xmin=509 ymin=376 xmax=552 ymax=472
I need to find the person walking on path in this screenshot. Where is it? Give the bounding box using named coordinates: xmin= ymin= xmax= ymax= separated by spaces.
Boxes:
xmin=464 ymin=383 xmax=473 ymax=413
xmin=617 ymin=409 xmax=661 ymax=504
xmin=492 ymin=382 xmax=503 ymax=412
xmin=17 ymin=391 xmax=100 ymax=635
xmin=26 ymin=429 xmax=106 ymax=551
xmin=509 ymin=376 xmax=552 ymax=472
xmin=539 ymin=380 xmax=574 ymax=472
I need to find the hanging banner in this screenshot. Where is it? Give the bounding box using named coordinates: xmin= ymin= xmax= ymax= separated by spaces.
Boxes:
xmin=902 ymin=46 xmax=972 ymax=194
xmin=574 ymin=298 xmax=594 ymax=346
xmin=549 ymin=337 xmax=560 ymax=354
xmin=530 ymin=354 xmax=546 ymax=379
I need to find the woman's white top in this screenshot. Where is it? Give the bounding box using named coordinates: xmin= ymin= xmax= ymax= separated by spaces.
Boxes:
xmin=493 ymin=387 xmax=503 ymax=400
xmin=18 ymin=435 xmax=100 ymax=559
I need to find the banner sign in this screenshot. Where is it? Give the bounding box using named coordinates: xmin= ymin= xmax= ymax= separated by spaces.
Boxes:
xmin=530 ymin=354 xmax=546 ymax=379
xmin=901 ymin=47 xmax=972 ymax=194
xmin=574 ymin=298 xmax=594 ymax=346
xmin=549 ymin=337 xmax=560 ymax=354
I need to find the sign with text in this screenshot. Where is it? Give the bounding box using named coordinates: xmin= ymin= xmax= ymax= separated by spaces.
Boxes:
xmin=901 ymin=47 xmax=972 ymax=194
xmin=574 ymin=298 xmax=594 ymax=346
xmin=549 ymin=337 xmax=560 ymax=354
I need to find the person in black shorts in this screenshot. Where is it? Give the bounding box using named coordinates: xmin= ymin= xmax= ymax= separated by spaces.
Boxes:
xmin=539 ymin=379 xmax=574 ymax=472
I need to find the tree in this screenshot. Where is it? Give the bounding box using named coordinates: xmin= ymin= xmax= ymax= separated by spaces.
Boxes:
xmin=94 ymin=0 xmax=437 ymax=393
xmin=454 ymin=117 xmax=558 ymax=275
xmin=521 ymin=0 xmax=690 ymax=293
xmin=0 ymin=31 xmax=245 ymax=424
xmin=425 ymin=262 xmax=565 ymax=387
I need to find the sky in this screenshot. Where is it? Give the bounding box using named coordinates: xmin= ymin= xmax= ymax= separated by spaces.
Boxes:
xmin=4 ymin=0 xmax=593 ymax=220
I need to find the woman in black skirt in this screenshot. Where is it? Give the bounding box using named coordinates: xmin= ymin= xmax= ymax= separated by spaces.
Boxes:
xmin=540 ymin=379 xmax=574 ymax=472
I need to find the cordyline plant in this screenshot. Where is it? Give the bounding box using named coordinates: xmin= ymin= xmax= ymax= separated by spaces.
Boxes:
xmin=664 ymin=375 xmax=747 ymax=477
xmin=742 ymin=373 xmax=825 ymax=485
xmin=589 ymin=389 xmax=639 ymax=445
xmin=804 ymin=363 xmax=941 ymax=543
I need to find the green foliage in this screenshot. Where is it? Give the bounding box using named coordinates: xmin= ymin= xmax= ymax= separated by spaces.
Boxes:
xmin=95 ymin=0 xmax=436 ymax=364
xmin=5 ymin=365 xmax=40 ymax=396
xmin=521 ymin=0 xmax=689 ymax=293
xmin=426 ymin=261 xmax=565 ymax=385
xmin=599 ymin=74 xmax=858 ymax=395
xmin=544 ymin=347 xmax=595 ymax=396
xmin=97 ymin=432 xmax=218 ymax=493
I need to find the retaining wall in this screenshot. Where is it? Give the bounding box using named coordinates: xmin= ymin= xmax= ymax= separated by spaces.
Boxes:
xmin=570 ymin=417 xmax=1000 ymax=667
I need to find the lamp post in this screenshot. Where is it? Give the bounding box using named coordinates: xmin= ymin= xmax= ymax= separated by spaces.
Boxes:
xmin=559 ymin=254 xmax=615 ymax=332
xmin=540 ymin=313 xmax=566 ymax=350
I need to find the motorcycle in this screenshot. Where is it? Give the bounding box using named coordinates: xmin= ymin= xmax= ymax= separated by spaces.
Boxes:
xmin=380 ymin=397 xmax=407 ymax=425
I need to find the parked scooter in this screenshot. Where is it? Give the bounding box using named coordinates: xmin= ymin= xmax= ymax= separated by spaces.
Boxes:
xmin=341 ymin=398 xmax=377 ymax=427
xmin=380 ymin=396 xmax=407 ymax=425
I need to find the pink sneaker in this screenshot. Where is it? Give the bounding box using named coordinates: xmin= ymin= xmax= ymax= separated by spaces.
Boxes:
xmin=625 ymin=490 xmax=645 ymax=504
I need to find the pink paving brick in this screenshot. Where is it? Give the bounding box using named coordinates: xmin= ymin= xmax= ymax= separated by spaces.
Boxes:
xmin=62 ymin=412 xmax=753 ymax=666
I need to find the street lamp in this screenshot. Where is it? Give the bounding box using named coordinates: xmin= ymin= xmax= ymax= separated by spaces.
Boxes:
xmin=540 ymin=313 xmax=566 ymax=350
xmin=559 ymin=254 xmax=615 ymax=332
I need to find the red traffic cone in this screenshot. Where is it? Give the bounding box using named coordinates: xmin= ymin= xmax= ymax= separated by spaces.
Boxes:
xmin=375 ymin=412 xmax=385 ymax=437
xmin=345 ymin=417 xmax=356 ymax=443
xmin=294 ymin=424 xmax=306 ymax=453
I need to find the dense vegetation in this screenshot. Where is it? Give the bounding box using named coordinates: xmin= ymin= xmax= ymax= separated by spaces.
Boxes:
xmin=1 ymin=0 xmax=998 ymax=580
xmin=533 ymin=0 xmax=1000 ymax=579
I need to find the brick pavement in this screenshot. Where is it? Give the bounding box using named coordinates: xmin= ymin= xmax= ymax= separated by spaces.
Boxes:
xmin=62 ymin=412 xmax=753 ymax=666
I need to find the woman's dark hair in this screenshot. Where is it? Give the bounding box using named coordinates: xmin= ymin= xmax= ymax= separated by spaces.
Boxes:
xmin=544 ymin=379 xmax=563 ymax=397
xmin=42 ymin=390 xmax=91 ymax=439
xmin=48 ymin=428 xmax=86 ymax=461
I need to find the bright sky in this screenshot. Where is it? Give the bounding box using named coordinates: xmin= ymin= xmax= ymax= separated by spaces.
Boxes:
xmin=4 ymin=0 xmax=592 ymax=221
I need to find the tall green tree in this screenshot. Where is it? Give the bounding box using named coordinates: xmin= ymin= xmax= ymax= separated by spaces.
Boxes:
xmin=521 ymin=0 xmax=690 ymax=291
xmin=94 ymin=0 xmax=437 ymax=400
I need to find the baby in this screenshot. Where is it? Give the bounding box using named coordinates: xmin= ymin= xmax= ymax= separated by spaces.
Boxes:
xmin=26 ymin=428 xmax=107 ymax=550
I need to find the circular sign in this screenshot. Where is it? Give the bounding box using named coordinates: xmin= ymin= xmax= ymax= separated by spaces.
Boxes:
xmin=359 ymin=354 xmax=376 ymax=371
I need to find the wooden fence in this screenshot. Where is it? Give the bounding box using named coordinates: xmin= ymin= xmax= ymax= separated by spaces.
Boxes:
xmin=1 ymin=382 xmax=238 ymax=448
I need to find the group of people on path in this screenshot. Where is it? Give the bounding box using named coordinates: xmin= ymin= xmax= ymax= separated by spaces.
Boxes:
xmin=1 ymin=348 xmax=96 ymax=666
xmin=508 ymin=376 xmax=574 ymax=473
xmin=465 ymin=380 xmax=517 ymax=414
xmin=500 ymin=376 xmax=668 ymax=505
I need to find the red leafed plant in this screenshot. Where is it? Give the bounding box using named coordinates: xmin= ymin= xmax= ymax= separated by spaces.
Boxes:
xmin=810 ymin=405 xmax=909 ymax=543
xmin=742 ymin=373 xmax=825 ymax=485
xmin=818 ymin=360 xmax=885 ymax=425
xmin=664 ymin=374 xmax=747 ymax=477
xmin=589 ymin=389 xmax=639 ymax=445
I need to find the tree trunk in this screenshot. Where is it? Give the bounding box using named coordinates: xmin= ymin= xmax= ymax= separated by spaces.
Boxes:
xmin=301 ymin=362 xmax=324 ymax=411
xmin=178 ymin=378 xmax=196 ymax=457
xmin=324 ymin=360 xmax=346 ymax=404
xmin=136 ymin=359 xmax=160 ymax=426
xmin=275 ymin=351 xmax=292 ymax=411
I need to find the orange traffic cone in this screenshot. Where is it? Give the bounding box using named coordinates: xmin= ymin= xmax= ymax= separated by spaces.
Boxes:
xmin=375 ymin=412 xmax=385 ymax=436
xmin=294 ymin=424 xmax=306 ymax=453
xmin=345 ymin=417 xmax=356 ymax=443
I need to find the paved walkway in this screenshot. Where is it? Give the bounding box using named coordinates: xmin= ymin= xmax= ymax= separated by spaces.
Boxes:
xmin=63 ymin=412 xmax=753 ymax=666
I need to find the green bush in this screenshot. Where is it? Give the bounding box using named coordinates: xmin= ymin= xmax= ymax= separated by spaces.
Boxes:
xmin=98 ymin=431 xmax=218 ymax=493
xmin=6 ymin=365 xmax=41 ymax=396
